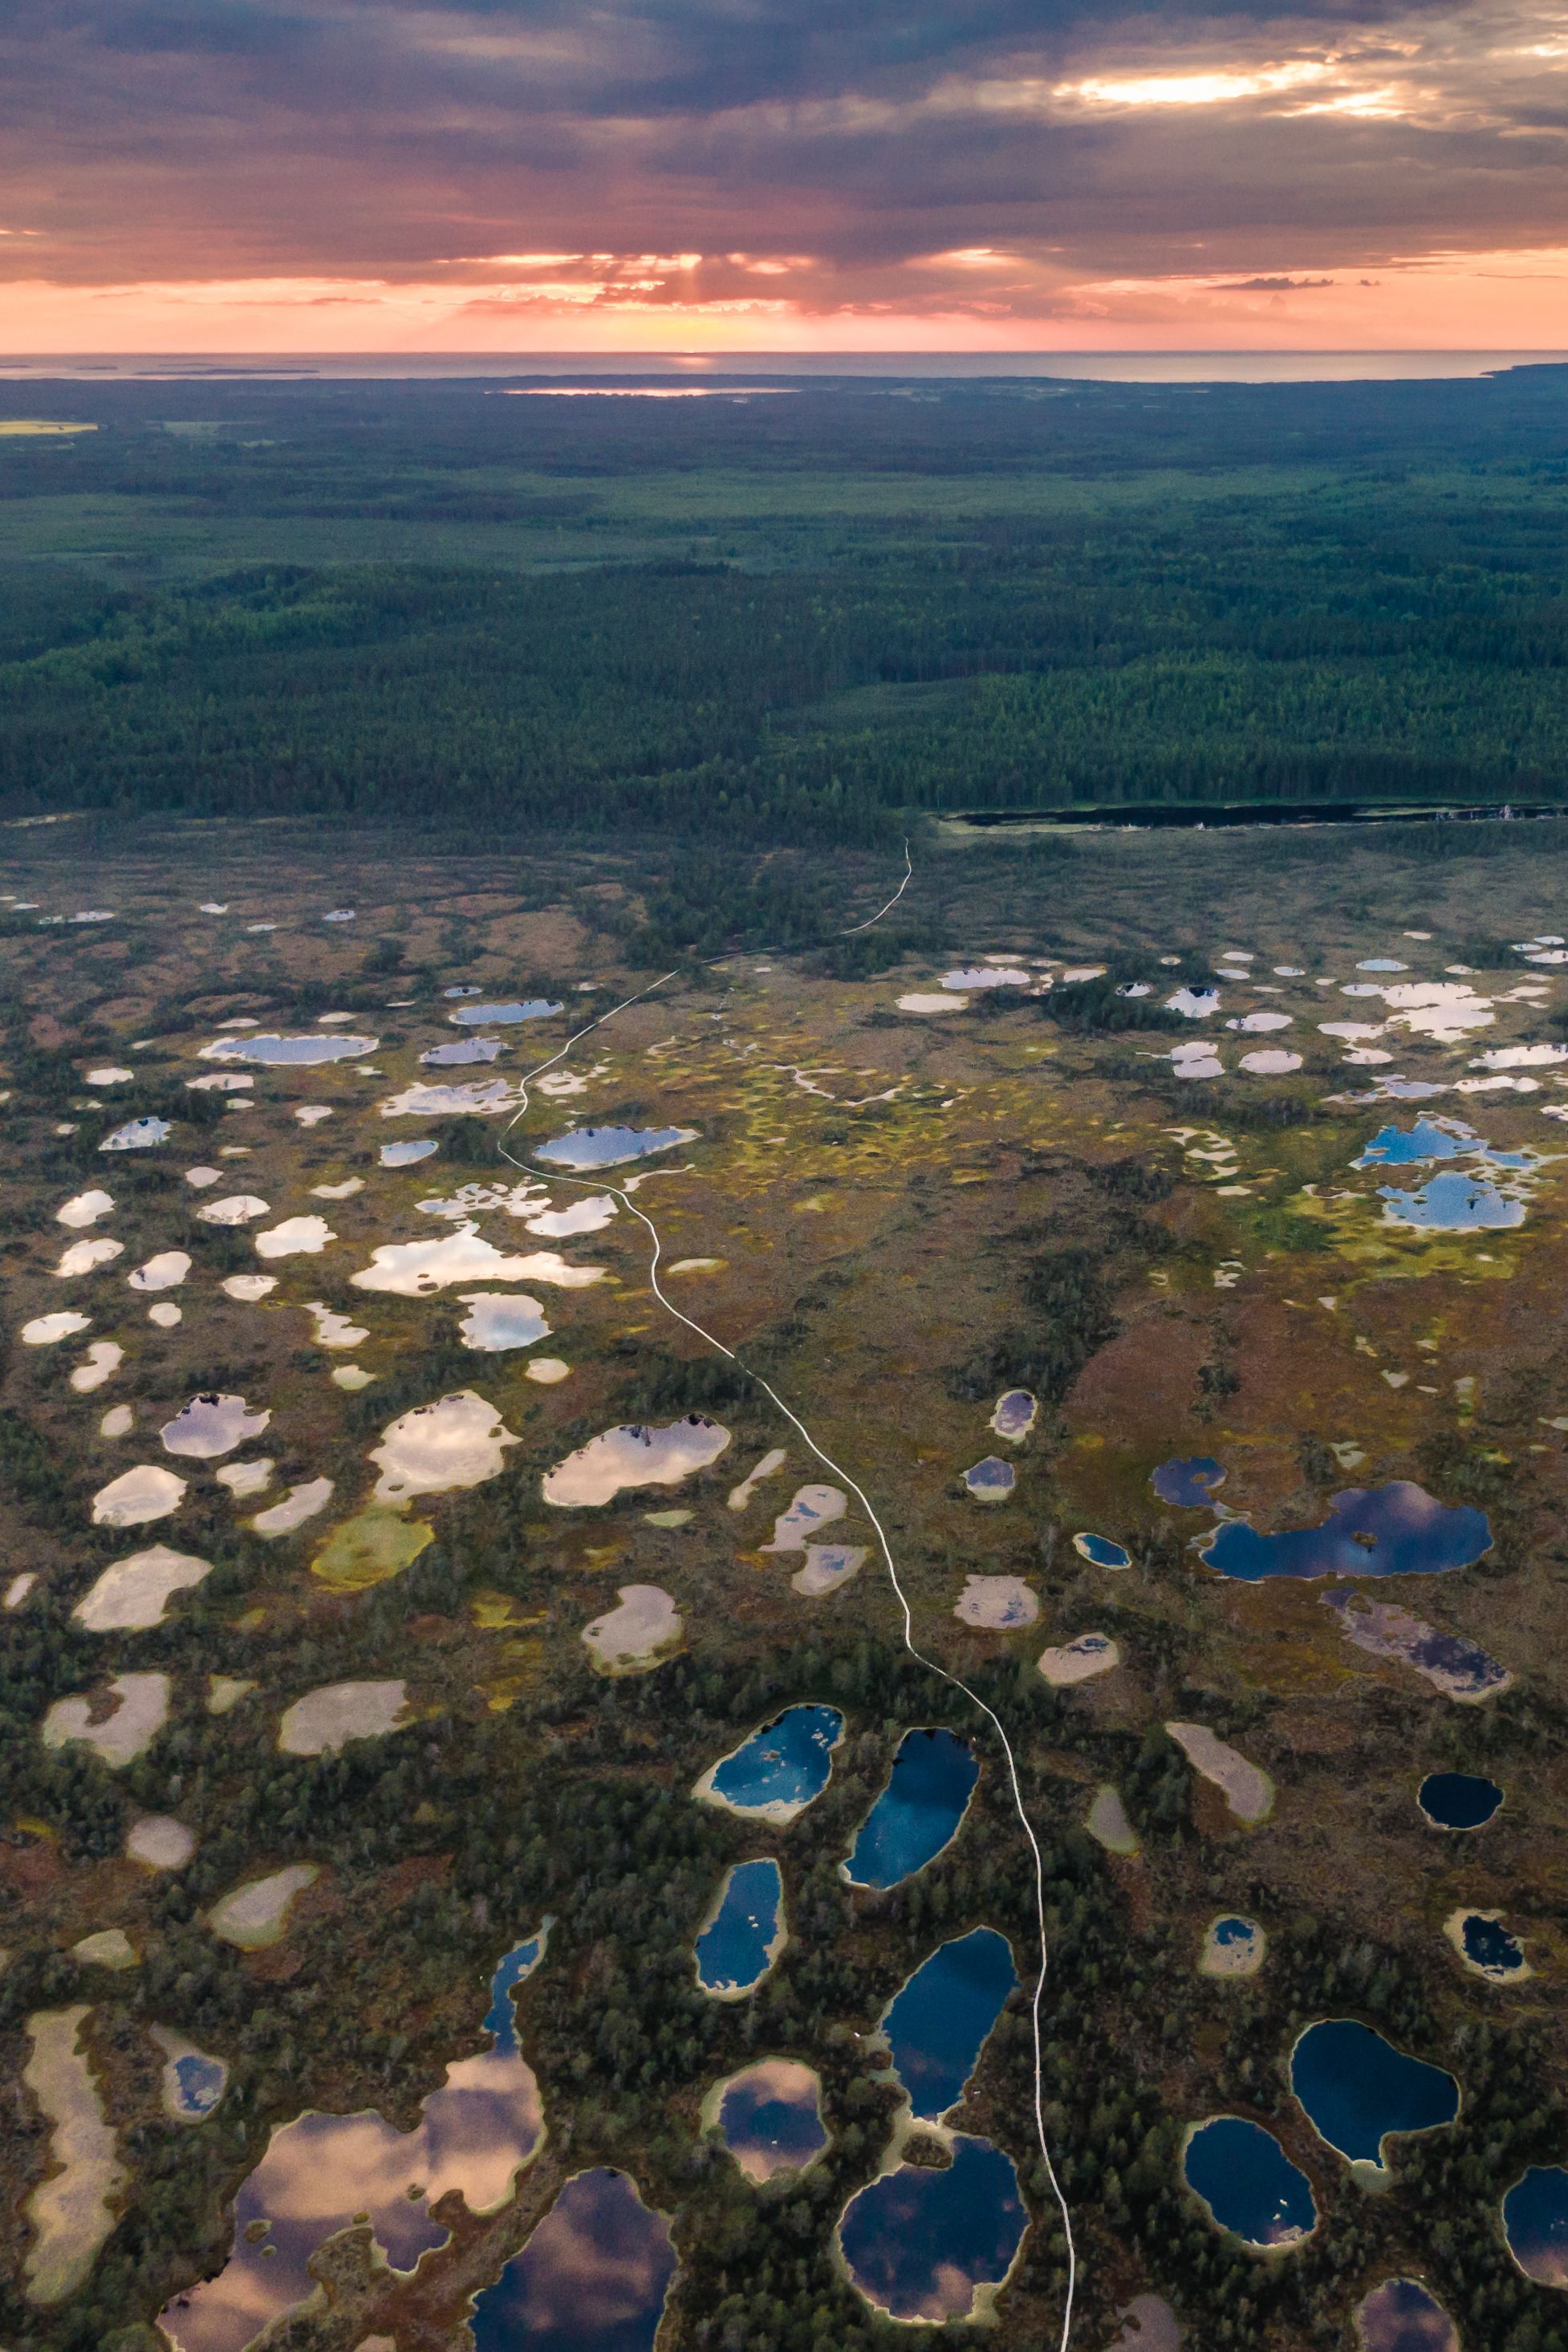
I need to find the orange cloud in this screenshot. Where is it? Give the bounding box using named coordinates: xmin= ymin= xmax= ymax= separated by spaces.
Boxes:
xmin=2 ymin=242 xmax=1566 ymax=354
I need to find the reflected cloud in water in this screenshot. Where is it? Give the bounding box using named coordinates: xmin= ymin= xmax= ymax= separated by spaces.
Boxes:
xmin=469 ymin=2167 xmax=676 ymax=2352
xmin=160 ymin=1934 xmax=546 ymax=2352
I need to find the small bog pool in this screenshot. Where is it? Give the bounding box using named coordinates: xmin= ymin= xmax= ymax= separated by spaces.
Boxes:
xmin=1199 ymin=1481 xmax=1490 ymax=1582
xmin=838 ymin=2135 xmax=1026 ymax=2323
xmin=963 ymin=1455 xmax=1015 ymax=1502
xmin=1183 ymin=2117 xmax=1317 ymax=2249
xmin=1448 ymin=1908 xmax=1529 ymax=1980
xmin=1379 ymin=1171 xmax=1527 ymax=1232
xmin=451 ymin=999 xmax=563 ymax=1026
xmin=842 ymin=1728 xmax=977 ymax=1891
xmin=1152 ymin=1456 xmax=1225 ymax=1509
xmin=1502 ymin=2165 xmax=1568 ymax=2288
xmin=1200 ymin=1915 xmax=1265 ymax=1978
xmin=882 ymin=1928 xmax=1018 ymax=2121
xmin=1073 ymin=1532 xmax=1131 ymax=1570
xmin=1290 ymin=2020 xmax=1459 ymax=2174
xmin=1355 ymin=2277 xmax=1460 ymax=2350
xmin=694 ymin=1859 xmax=785 ymax=1997
xmin=199 ymin=1033 xmax=378 ymax=1066
xmin=712 ymin=2059 xmax=827 ymax=2182
xmin=469 ymin=2168 xmax=676 ymax=2351
xmin=1418 ymin=1771 xmax=1502 ymax=1830
xmin=990 ymin=1389 xmax=1038 ymax=1440
xmin=695 ymin=1704 xmax=843 ymax=1823
xmin=534 ymin=1123 xmax=697 ymax=1170
xmin=166 ymin=2049 xmax=227 ymax=2119
xmin=1355 ymin=1117 xmax=1527 ymax=1170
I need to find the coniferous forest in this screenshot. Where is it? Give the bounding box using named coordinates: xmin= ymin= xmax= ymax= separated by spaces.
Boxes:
xmin=2 ymin=365 xmax=1568 ymax=839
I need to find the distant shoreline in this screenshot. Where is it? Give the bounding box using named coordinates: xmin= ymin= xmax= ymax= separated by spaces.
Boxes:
xmin=2 ymin=350 xmax=1566 ymax=385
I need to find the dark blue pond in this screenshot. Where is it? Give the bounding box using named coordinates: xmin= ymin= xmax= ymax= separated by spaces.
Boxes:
xmin=1503 ymin=2165 xmax=1568 ymax=2289
xmin=1073 ymin=1531 xmax=1131 ymax=1569
xmin=1355 ymin=2277 xmax=1459 ymax=2350
xmin=715 ymin=2060 xmax=827 ymax=2182
xmin=1290 ymin=2021 xmax=1459 ymax=2172
xmin=1419 ymin=1772 xmax=1503 ymax=1830
xmin=535 ymin=1123 xmax=697 ymax=1170
xmin=470 ymin=2169 xmax=676 ymax=2352
xmin=694 ymin=1859 xmax=784 ymax=1997
xmin=839 ymin=2135 xmax=1026 ymax=2322
xmin=1455 ymin=1911 xmax=1527 ymax=1979
xmin=842 ymin=1728 xmax=977 ymax=1891
xmin=1183 ymin=2118 xmax=1317 ymax=2248
xmin=1152 ymin=1456 xmax=1226 ymax=1509
xmin=1199 ymin=1481 xmax=1490 ymax=1582
xmin=883 ymin=1928 xmax=1018 ymax=2122
xmin=701 ymin=1704 xmax=843 ymax=1820
xmin=484 ymin=1932 xmax=547 ymax=2054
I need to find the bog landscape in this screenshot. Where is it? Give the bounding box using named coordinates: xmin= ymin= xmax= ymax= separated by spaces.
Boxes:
xmin=2 ymin=374 xmax=1568 ymax=2352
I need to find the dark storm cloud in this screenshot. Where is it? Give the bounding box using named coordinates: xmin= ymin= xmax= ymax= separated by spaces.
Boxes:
xmin=90 ymin=2 xmax=317 ymax=57
xmin=0 ymin=0 xmax=1563 ymax=295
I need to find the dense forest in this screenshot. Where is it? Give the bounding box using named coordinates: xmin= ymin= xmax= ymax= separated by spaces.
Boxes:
xmin=1 ymin=368 xmax=1566 ymax=839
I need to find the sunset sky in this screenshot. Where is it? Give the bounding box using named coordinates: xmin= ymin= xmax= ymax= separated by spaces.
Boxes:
xmin=4 ymin=0 xmax=1567 ymax=351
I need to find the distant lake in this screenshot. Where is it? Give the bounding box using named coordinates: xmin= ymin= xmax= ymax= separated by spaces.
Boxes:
xmin=951 ymin=800 xmax=1568 ymax=833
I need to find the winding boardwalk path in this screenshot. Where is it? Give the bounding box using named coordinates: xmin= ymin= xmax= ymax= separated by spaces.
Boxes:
xmin=496 ymin=847 xmax=1079 ymax=2348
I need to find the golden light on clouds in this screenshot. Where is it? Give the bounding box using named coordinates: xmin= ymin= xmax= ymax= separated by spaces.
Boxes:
xmin=0 ymin=0 xmax=1565 ymax=351
xmin=4 ymin=242 xmax=1567 ymax=352
xmin=1058 ymin=62 xmax=1331 ymax=108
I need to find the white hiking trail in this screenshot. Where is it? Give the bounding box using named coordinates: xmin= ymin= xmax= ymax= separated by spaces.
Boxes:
xmin=494 ymin=847 xmax=1079 ymax=2348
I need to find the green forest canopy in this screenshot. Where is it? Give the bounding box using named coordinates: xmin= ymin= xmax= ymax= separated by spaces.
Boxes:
xmin=1 ymin=368 xmax=1566 ymax=842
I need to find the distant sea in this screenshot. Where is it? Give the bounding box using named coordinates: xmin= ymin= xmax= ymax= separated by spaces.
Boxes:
xmin=1 ymin=351 xmax=1564 ymax=384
